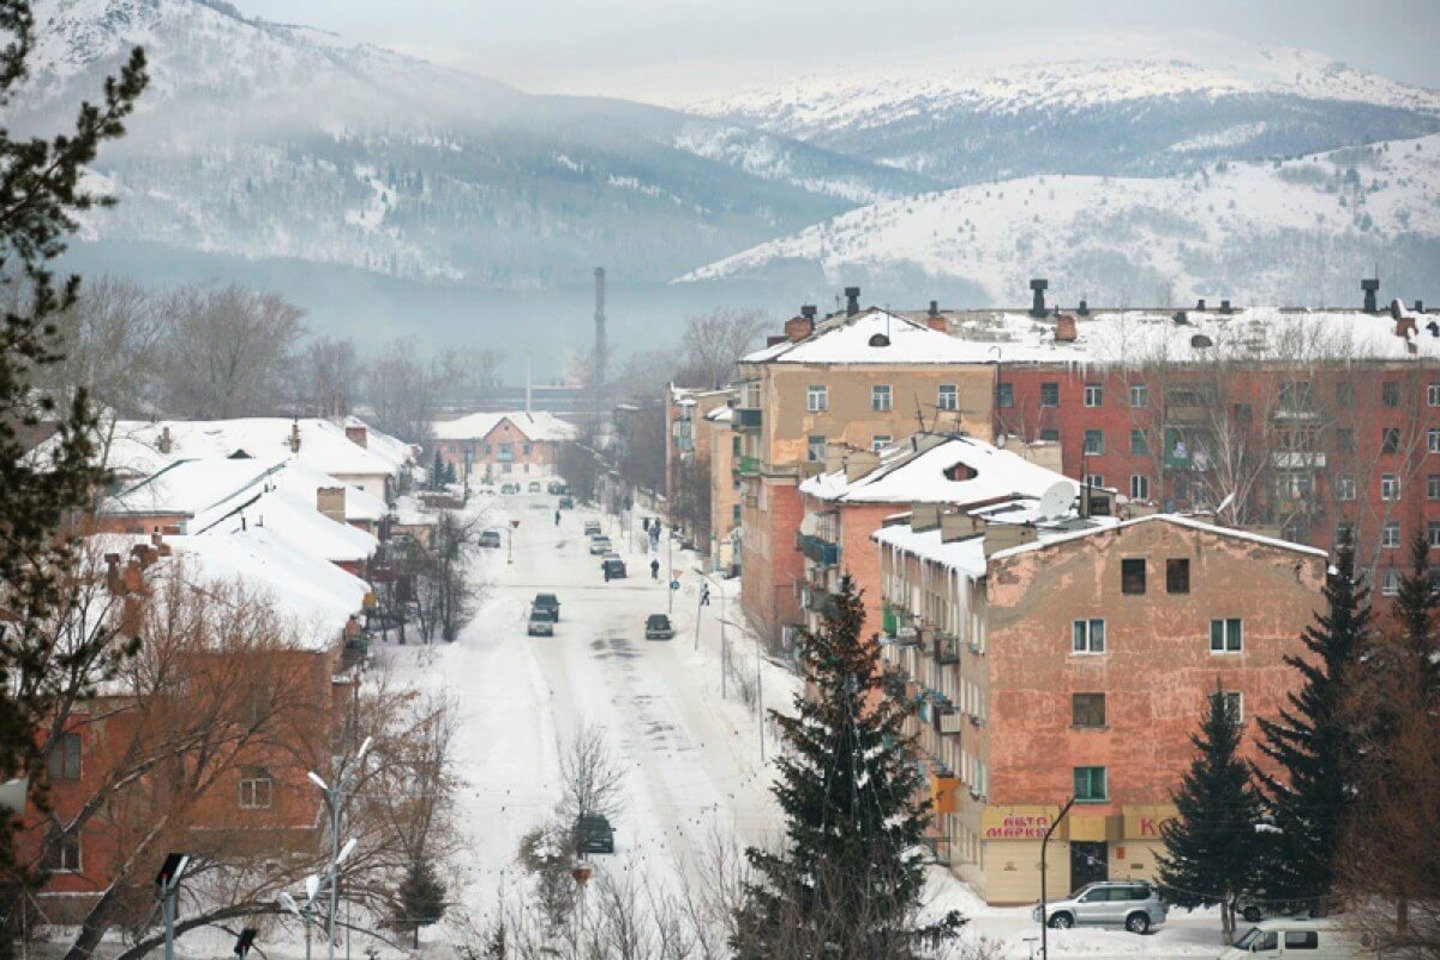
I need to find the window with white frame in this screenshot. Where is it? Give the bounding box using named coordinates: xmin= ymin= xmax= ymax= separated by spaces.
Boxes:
xmin=937 ymin=384 xmax=958 ymax=411
xmin=1072 ymin=618 xmax=1105 ymax=654
xmin=1382 ymin=521 xmax=1401 ymax=548
xmin=871 ymin=435 xmax=892 ymax=452
xmin=1220 ymin=691 xmax=1244 ymax=723
xmin=1431 ymin=474 xmax=1440 ymax=500
xmin=1429 ymin=521 xmax=1440 ymax=548
xmin=1129 ymin=383 xmax=1149 ymax=408
xmin=1430 ymin=428 xmax=1440 ymax=454
xmin=1382 ymin=474 xmax=1401 ymax=500
xmin=239 ymin=766 xmax=274 ymax=809
xmin=1334 ymin=475 xmax=1356 ymax=501
xmin=1210 ymin=618 xmax=1243 ymax=652
xmin=1084 ymin=473 xmax=1104 ymax=489
xmin=1084 ymin=383 xmax=1103 ymax=407
xmin=807 ymin=385 xmax=828 ymax=412
xmin=1083 ymin=429 xmax=1104 ymax=455
xmin=807 ymin=435 xmax=827 ymax=462
xmin=46 ymin=732 xmax=81 ymax=781
xmin=1430 ymin=382 xmax=1440 ymax=407
xmin=1129 ymin=474 xmax=1150 ymax=500
xmin=872 ymin=384 xmax=893 ymax=412
xmin=1382 ymin=568 xmax=1401 ymax=597
xmin=41 ymin=828 xmax=81 ymax=873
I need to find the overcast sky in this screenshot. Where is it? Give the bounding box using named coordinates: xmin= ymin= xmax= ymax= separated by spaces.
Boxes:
xmin=235 ymin=0 xmax=1440 ymax=101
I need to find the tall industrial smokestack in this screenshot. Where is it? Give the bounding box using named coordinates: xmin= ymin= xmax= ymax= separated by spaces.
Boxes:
xmin=594 ymin=266 xmax=607 ymax=415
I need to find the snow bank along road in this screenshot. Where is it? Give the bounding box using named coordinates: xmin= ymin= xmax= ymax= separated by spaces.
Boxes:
xmin=383 ymin=489 xmax=1230 ymax=957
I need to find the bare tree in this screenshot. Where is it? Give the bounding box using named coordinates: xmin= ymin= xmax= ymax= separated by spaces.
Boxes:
xmin=156 ymin=284 xmax=307 ymax=418
xmin=363 ymin=340 xmax=449 ymax=445
xmin=303 ymin=336 xmax=361 ymax=419
xmin=558 ymin=723 xmax=625 ymax=826
xmin=674 ymin=309 xmax=766 ymax=390
xmin=414 ymin=510 xmax=486 ymax=643
xmin=37 ymin=276 xmax=163 ymax=417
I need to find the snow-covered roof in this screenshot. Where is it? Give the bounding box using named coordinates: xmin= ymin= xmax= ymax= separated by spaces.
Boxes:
xmin=391 ymin=493 xmax=439 ymax=527
xmin=274 ymin=460 xmax=388 ymax=524
xmin=941 ymin=304 xmax=1440 ymax=364
xmin=743 ymin=309 xmax=1009 ymax=365
xmin=801 ymin=435 xmax=1076 ymax=506
xmin=872 ymin=523 xmax=989 ymax=577
xmin=989 ymin=512 xmax=1328 ymax=561
xmin=705 ymin=405 xmax=734 ymax=423
xmin=344 ymin=416 xmax=416 ymax=470
xmin=431 ymin=411 xmax=577 ymax=442
xmin=109 ymin=418 xmax=400 ymax=479
xmin=198 ymin=479 xmax=378 ymax=564
xmin=104 ymin=458 xmax=284 ymax=524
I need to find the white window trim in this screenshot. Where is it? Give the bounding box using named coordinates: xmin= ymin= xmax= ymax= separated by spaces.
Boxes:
xmin=1084 ymin=384 xmax=1103 ymax=407
xmin=1072 ymin=618 xmax=1105 ymax=655
xmin=1210 ymin=617 xmax=1244 ymax=653
xmin=807 ymin=385 xmax=828 ymax=412
xmin=872 ymin=384 xmax=893 ymax=412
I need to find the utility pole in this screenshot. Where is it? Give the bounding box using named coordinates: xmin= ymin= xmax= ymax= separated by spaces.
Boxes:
xmin=666 ymin=524 xmax=674 ymax=614
xmin=1040 ymin=796 xmax=1077 ymax=960
xmin=155 ymin=853 xmax=190 ymax=960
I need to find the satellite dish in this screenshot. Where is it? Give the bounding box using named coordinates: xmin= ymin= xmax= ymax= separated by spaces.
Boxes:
xmin=304 ymin=875 xmax=320 ymax=902
xmin=1038 ymin=481 xmax=1074 ymax=520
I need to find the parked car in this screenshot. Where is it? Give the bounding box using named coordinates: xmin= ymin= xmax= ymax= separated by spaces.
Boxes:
xmin=532 ymin=593 xmax=561 ymax=621
xmin=645 ymin=614 xmax=674 ymax=640
xmin=1234 ymin=897 xmax=1312 ymax=924
xmin=527 ymin=608 xmax=555 ymax=636
xmin=1031 ymin=881 xmax=1167 ymax=934
xmin=574 ymin=813 xmax=614 ymax=855
xmin=478 ymin=529 xmax=502 ymax=548
xmin=500 ymin=482 xmax=520 ymax=494
xmin=528 ymin=481 xmax=542 ymax=492
xmin=583 ymin=520 xmax=602 ymax=537
xmin=558 ymin=496 xmax=575 ymax=510
xmin=589 ymin=535 xmax=612 ymax=555
xmin=547 ymin=481 xmax=562 ymax=495
xmin=602 ymin=557 xmax=627 ymax=579
xmin=1221 ymin=920 xmax=1358 ymax=960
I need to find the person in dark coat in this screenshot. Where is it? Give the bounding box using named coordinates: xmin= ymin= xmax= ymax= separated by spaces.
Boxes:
xmin=650 ymin=558 xmax=660 ymax=580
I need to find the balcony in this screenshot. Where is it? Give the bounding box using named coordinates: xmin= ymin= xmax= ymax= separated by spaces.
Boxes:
xmin=1273 ymin=451 xmax=1326 ymax=469
xmin=735 ymin=455 xmax=761 ymax=476
xmin=803 ymin=588 xmax=839 ymax=619
xmin=937 ymin=708 xmax=964 ymax=736
xmin=734 ymin=408 xmax=762 ymax=431
xmin=934 ymin=634 xmax=959 ymax=664
xmin=796 ymin=533 xmax=840 ymax=568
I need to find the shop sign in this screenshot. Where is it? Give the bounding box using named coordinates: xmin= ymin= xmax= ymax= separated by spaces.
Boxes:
xmin=984 ymin=814 xmax=1050 ymax=839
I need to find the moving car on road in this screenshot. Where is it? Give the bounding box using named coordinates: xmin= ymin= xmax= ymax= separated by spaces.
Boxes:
xmin=589 ymin=535 xmax=612 ymax=555
xmin=602 ymin=556 xmax=627 ymax=579
xmin=478 ymin=529 xmax=502 ymax=548
xmin=583 ymin=520 xmax=602 ymax=537
xmin=558 ymin=496 xmax=574 ymax=510
xmin=526 ymin=607 xmax=555 ymax=637
xmin=1031 ymin=880 xmax=1167 ymax=934
xmin=528 ymin=481 xmax=542 ymax=492
xmin=500 ymin=482 xmax=520 ymax=494
xmin=1221 ymin=920 xmax=1359 ymax=960
xmin=532 ymin=593 xmax=561 ymax=621
xmin=644 ymin=614 xmax=674 ymax=640
xmin=574 ymin=814 xmax=614 ymax=855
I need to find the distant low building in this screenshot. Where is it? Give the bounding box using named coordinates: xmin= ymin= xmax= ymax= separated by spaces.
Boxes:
xmin=431 ymin=411 xmax=576 ymax=478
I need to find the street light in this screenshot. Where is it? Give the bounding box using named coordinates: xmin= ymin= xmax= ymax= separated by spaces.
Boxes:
xmin=308 ymin=736 xmax=372 ymax=960
xmin=155 ymin=853 xmax=191 ymax=960
xmin=1039 ymin=796 xmax=1077 ymax=960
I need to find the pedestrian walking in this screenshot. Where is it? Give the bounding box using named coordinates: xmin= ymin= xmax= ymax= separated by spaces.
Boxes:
xmin=603 ymin=563 xmax=611 ymax=583
xmin=642 ymin=517 xmax=650 ymax=534
xmin=650 ymin=558 xmax=660 ymax=580
xmin=554 ymin=509 xmax=560 ymax=526
xmin=700 ymin=583 xmax=711 ymax=606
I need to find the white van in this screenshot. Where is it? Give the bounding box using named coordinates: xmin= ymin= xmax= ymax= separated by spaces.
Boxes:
xmin=1220 ymin=920 xmax=1358 ymax=960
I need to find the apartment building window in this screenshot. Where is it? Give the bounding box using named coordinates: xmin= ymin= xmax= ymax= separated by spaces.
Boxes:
xmin=1084 ymin=383 xmax=1104 ymax=407
xmin=1382 ymin=381 xmax=1400 ymax=408
xmin=732 ymin=434 xmax=741 ymax=456
xmin=522 ymin=442 xmax=533 ymax=455
xmin=1040 ymin=382 xmax=1060 ymax=407
xmin=1121 ymin=558 xmax=1146 ymax=594
xmin=937 ymin=384 xmax=958 ymax=410
xmin=1072 ymin=693 xmax=1106 ymax=728
xmin=807 ymin=436 xmax=827 ymax=462
xmin=46 ymin=732 xmax=80 ymax=781
xmin=1130 ymin=474 xmax=1150 ymax=500
xmin=1073 ymin=766 xmax=1108 ymax=803
xmin=1129 ymin=383 xmax=1149 ymax=408
xmin=1334 ymin=475 xmax=1356 ymax=501
xmin=1167 ymin=558 xmax=1191 ymax=594
xmin=1431 ymin=474 xmax=1440 ymax=500
xmin=872 ymin=384 xmax=893 ymax=412
xmin=1430 ymin=428 xmax=1440 ymax=454
xmin=1040 ymin=428 xmax=1060 ymax=442
xmin=1220 ymin=691 xmax=1244 ymax=723
xmin=732 ymin=504 xmax=741 ymax=524
xmin=1210 ymin=618 xmax=1243 ymax=653
xmin=1233 ymin=402 xmax=1253 ymax=423
xmin=1382 ymin=521 xmax=1401 ymax=548
xmin=871 ymin=435 xmax=892 ymax=452
xmin=1335 ymin=428 xmax=1355 ymax=454
xmin=1382 ymin=428 xmax=1401 ymax=455
xmin=1072 ymin=618 xmax=1105 ymax=654
xmin=807 ymin=385 xmax=828 ymax=412
xmin=1083 ymin=429 xmax=1104 ymax=455
xmin=1130 ymin=429 xmax=1149 ymax=456
xmin=1382 ymin=569 xmax=1401 ymax=597
xmin=41 ymin=828 xmax=81 ymax=873
xmin=1429 ymin=382 xmax=1440 ymax=407
xmin=1279 ymin=380 xmax=1313 ymax=413
xmin=238 ymin=766 xmax=274 ymax=809
xmin=1335 ymin=520 xmax=1355 ymax=545
xmin=1428 ymin=521 xmax=1440 ymax=548
xmin=1084 ymin=473 xmax=1104 ymax=489
xmin=1382 ymin=474 xmax=1401 ymax=501
xmin=996 ymin=383 xmax=1013 ymax=408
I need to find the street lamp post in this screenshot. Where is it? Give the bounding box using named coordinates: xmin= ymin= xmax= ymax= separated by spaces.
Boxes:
xmin=308 ymin=736 xmax=372 ymax=960
xmin=155 ymin=853 xmax=191 ymax=960
xmin=1039 ymin=796 xmax=1077 ymax=960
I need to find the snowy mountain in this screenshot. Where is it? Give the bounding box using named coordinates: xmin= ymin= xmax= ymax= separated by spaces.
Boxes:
xmin=25 ymin=0 xmax=933 ymax=289
xmin=686 ymin=37 xmax=1440 ymax=185
xmin=677 ymin=135 xmax=1440 ymax=308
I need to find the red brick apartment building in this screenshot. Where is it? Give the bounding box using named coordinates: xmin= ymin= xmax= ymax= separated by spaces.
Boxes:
xmin=874 ymin=510 xmax=1325 ymax=904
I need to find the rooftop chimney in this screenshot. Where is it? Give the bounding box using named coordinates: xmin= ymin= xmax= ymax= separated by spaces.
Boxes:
xmin=345 ymin=424 xmax=368 ymax=449
xmin=1196 ymin=298 xmax=1207 ymax=311
xmin=317 ymin=487 xmax=347 ymax=524
xmin=1055 ymin=314 xmax=1078 ymax=343
xmin=1415 ymin=300 xmax=1425 ymax=313
xmin=844 ymin=286 xmax=861 ymax=316
xmin=928 ymin=300 xmax=939 ymax=317
xmin=1362 ymin=278 xmax=1380 ymax=313
xmin=801 ymin=304 xmax=817 ymax=321
xmin=289 ymin=420 xmax=301 ymax=453
xmin=766 ymin=335 xmax=786 ymax=347
xmin=1030 ymin=278 xmax=1048 ymax=318
xmin=1220 ymin=299 xmax=1233 ymax=314
xmin=1077 ymin=299 xmax=1089 ymax=316
xmin=158 ymin=425 xmax=172 ymax=455
xmin=784 ymin=310 xmax=815 ymax=342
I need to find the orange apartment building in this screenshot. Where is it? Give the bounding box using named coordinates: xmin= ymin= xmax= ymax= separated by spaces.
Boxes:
xmin=873 ymin=509 xmax=1325 ymax=904
xmin=735 ymin=293 xmax=999 ymax=652
xmin=665 ymin=386 xmax=735 ymax=565
xmin=431 ymin=411 xmax=576 ymax=479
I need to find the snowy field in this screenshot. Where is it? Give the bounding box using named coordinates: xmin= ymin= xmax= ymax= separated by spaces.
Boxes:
xmin=376 ymin=488 xmax=1231 ymax=960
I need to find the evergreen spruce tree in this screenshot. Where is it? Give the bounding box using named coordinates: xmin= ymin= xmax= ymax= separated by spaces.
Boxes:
xmin=0 ymin=3 xmax=146 ymax=953
xmin=733 ymin=576 xmax=964 ymax=959
xmin=1156 ymin=684 xmax=1263 ymax=943
xmin=1252 ymin=542 xmax=1370 ymax=914
xmin=1393 ymin=531 xmax=1438 ymax=694
xmin=432 ymin=449 xmax=444 ymax=489
xmin=395 ymin=857 xmax=448 ymax=948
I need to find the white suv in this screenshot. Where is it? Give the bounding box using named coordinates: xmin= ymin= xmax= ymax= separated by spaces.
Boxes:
xmin=1032 ymin=880 xmax=1167 ymax=934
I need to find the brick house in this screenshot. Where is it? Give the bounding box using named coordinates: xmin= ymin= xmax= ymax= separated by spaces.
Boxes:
xmin=874 ymin=510 xmax=1325 ymax=904
xmin=664 ymin=386 xmax=732 ymax=562
xmin=431 ymin=411 xmax=575 ymax=479
xmin=735 ymin=294 xmax=998 ymax=652
xmin=706 ymin=405 xmax=742 ymax=574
